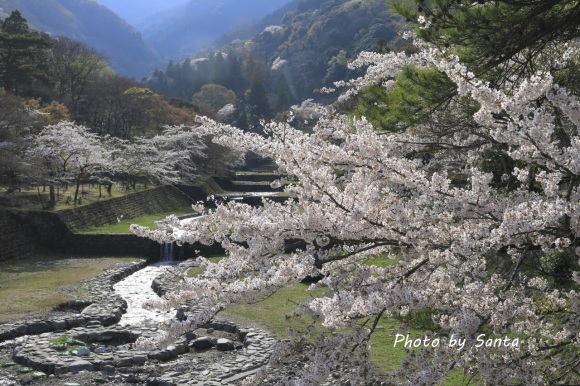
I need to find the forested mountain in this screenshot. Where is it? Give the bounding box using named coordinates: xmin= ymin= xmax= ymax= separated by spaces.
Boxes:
xmin=250 ymin=0 xmax=401 ymax=99
xmin=139 ymin=0 xmax=293 ymax=59
xmin=144 ymin=0 xmax=401 ymax=128
xmin=0 ymin=0 xmax=159 ymax=77
xmin=95 ymin=0 xmax=187 ymax=27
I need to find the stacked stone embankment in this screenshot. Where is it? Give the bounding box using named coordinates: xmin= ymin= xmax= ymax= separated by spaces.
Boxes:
xmin=57 ymin=185 xmax=194 ymax=233
xmin=0 ymin=210 xmax=35 ymax=262
xmin=175 ymin=176 xmax=226 ymax=203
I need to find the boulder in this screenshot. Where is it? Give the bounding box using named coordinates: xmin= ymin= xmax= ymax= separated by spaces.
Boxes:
xmin=216 ymin=338 xmax=235 ymax=351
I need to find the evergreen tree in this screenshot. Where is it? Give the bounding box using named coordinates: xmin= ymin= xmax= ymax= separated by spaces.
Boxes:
xmin=233 ymin=91 xmax=249 ymax=131
xmin=392 ymin=0 xmax=580 ymax=88
xmin=246 ymin=70 xmax=272 ymax=128
xmin=0 ymin=10 xmax=53 ymax=94
xmin=224 ymin=54 xmax=247 ymax=92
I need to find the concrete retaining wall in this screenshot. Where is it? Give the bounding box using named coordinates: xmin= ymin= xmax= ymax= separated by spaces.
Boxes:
xmin=63 ymin=234 xmax=160 ymax=258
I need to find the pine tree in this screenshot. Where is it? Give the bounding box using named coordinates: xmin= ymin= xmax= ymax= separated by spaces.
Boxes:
xmin=0 ymin=10 xmax=53 ymax=94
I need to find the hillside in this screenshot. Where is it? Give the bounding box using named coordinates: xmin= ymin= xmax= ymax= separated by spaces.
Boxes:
xmin=145 ymin=0 xmax=402 ymax=118
xmin=0 ymin=0 xmax=159 ymax=78
xmin=95 ymin=0 xmax=187 ymax=27
xmin=140 ymin=0 xmax=293 ymax=59
xmin=248 ymin=0 xmax=401 ymax=98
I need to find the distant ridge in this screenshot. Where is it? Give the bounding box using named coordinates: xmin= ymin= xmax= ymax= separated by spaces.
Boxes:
xmin=95 ymin=0 xmax=188 ymax=27
xmin=0 ymin=0 xmax=159 ymax=78
xmin=139 ymin=0 xmax=293 ymax=59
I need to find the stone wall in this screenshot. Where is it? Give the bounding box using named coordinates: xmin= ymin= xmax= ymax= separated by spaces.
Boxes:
xmin=57 ymin=185 xmax=194 ymax=233
xmin=175 ymin=176 xmax=226 ymax=202
xmin=234 ymin=172 xmax=282 ymax=182
xmin=0 ymin=179 xmax=231 ymax=261
xmin=0 ymin=210 xmax=35 ymax=263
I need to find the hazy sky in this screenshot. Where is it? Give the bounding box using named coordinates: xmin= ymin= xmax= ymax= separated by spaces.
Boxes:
xmin=95 ymin=0 xmax=189 ymax=26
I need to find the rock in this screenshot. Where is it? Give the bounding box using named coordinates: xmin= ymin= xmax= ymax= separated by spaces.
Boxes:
xmin=76 ymin=346 xmax=91 ymax=357
xmin=217 ymin=338 xmax=235 ymax=351
xmin=27 ymin=321 xmax=51 ymax=335
xmin=126 ymin=374 xmax=143 ymax=383
xmin=20 ymin=377 xmax=33 ymax=385
xmin=115 ymin=357 xmax=133 ymax=367
xmin=94 ymin=345 xmax=109 ymax=354
xmin=65 ymin=317 xmax=86 ymax=329
xmin=174 ymin=339 xmax=189 ymax=354
xmin=132 ymin=354 xmax=147 ymax=364
xmin=191 ymin=336 xmax=213 ymax=349
xmin=98 ymin=334 xmax=114 ymax=342
xmin=148 ymin=350 xmax=177 ymax=361
xmin=86 ymin=321 xmax=102 ymax=328
xmin=237 ymin=329 xmax=249 ymax=340
xmin=68 ymin=360 xmax=93 ymax=372
xmin=51 ymin=319 xmax=67 ymax=330
xmin=31 ymin=371 xmax=46 ymax=379
xmin=54 ymin=365 xmax=68 ymax=376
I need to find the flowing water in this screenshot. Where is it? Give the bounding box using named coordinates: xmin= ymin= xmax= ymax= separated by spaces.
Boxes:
xmin=113 ymin=262 xmax=177 ymax=327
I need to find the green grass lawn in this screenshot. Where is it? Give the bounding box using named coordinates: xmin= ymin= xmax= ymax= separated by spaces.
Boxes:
xmin=80 ymin=205 xmax=195 ymax=234
xmin=219 ymin=281 xmax=434 ymax=376
xmin=0 ymin=254 xmax=141 ymax=322
xmin=186 ymin=256 xmax=224 ymax=277
xmin=187 ymin=254 xmax=468 ymax=381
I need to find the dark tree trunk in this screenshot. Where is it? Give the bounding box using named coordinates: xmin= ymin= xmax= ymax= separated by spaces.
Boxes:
xmin=48 ymin=185 xmax=56 ymax=209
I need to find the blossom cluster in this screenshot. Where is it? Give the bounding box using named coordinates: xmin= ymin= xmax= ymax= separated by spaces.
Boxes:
xmin=133 ymin=36 xmax=580 ymax=384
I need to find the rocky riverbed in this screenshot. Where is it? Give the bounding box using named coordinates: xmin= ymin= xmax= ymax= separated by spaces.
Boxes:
xmin=0 ymin=259 xmax=388 ymax=385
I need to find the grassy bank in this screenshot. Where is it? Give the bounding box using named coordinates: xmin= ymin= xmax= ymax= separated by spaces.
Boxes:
xmin=80 ymin=204 xmax=194 ymax=234
xmin=0 ymin=254 xmax=141 ymax=322
xmin=188 ymin=255 xmax=466 ymax=383
xmin=187 ymin=256 xmax=422 ymax=375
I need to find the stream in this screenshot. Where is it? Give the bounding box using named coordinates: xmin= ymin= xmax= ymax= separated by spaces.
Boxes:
xmin=113 ymin=261 xmax=177 ymax=327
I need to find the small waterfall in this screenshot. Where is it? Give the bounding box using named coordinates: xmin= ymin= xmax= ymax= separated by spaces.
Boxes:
xmin=160 ymin=242 xmax=175 ymax=261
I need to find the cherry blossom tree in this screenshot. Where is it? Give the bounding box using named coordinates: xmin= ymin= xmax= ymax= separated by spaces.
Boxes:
xmin=132 ymin=32 xmax=580 ymax=386
xmin=111 ymin=125 xmax=207 ymax=189
xmin=25 ymin=123 xmax=208 ymax=204
xmin=25 ymin=121 xmax=114 ymax=206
